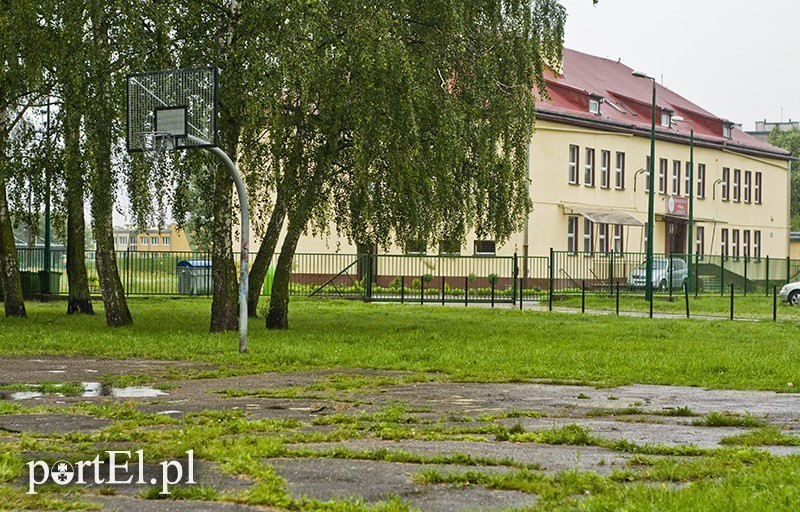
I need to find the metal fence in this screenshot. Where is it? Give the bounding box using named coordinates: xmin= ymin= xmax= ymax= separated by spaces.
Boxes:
xmin=11 ymin=248 xmax=800 ymax=305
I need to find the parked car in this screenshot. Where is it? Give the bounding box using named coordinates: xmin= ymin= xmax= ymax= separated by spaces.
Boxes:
xmin=779 ymin=282 xmax=800 ymax=305
xmin=627 ymin=258 xmax=688 ymax=290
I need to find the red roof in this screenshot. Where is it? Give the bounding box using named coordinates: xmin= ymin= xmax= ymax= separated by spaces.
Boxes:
xmin=537 ymin=49 xmax=790 ymax=159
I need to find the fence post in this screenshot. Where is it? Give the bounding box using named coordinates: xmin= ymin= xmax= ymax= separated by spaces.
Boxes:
xmin=519 ymin=277 xmax=524 ymax=311
xmin=609 ymin=251 xmax=615 ymax=297
xmin=787 ymin=256 xmax=791 ymax=284
xmin=730 ymin=283 xmax=735 ymax=320
xmin=581 ymin=280 xmax=586 ymax=313
xmin=695 ymin=251 xmax=700 ymax=298
xmin=744 ymin=256 xmax=748 ymax=297
xmin=684 ymin=281 xmax=690 ymax=319
xmin=548 ymin=248 xmax=554 ymax=312
xmin=649 ymin=281 xmax=654 ymax=319
xmin=773 ymin=284 xmax=778 ymax=322
xmin=512 ymin=253 xmax=518 ymax=306
xmin=720 ymin=256 xmax=725 ymax=296
xmin=420 ymin=275 xmax=424 ymax=305
xmin=615 ymin=283 xmax=620 ymax=316
xmin=465 ymin=276 xmax=469 ymax=307
xmin=441 ymin=276 xmax=445 ymax=306
xmin=401 ymin=276 xmax=405 ymax=304
xmin=491 ymin=280 xmax=496 ymax=308
xmin=668 ymin=256 xmax=673 ymax=301
xmin=365 ymin=254 xmax=373 ymax=302
xmin=766 ymin=256 xmax=770 ymax=297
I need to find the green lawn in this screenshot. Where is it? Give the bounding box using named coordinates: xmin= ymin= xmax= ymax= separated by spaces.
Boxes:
xmin=1 ymin=298 xmax=798 ymax=391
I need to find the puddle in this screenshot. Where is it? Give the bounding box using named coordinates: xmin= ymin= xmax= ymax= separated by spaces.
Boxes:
xmin=0 ymin=382 xmax=167 ymax=400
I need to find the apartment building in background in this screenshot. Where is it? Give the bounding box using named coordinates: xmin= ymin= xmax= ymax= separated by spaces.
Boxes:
xmin=112 ymin=224 xmax=192 ymax=255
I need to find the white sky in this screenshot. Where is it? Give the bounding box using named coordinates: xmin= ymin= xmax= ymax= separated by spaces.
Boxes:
xmin=559 ymin=0 xmax=799 ymax=130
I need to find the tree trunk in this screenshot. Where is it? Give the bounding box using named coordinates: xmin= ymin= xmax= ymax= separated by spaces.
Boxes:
xmin=210 ymin=164 xmax=239 ymax=332
xmin=0 ymin=109 xmax=26 ymax=318
xmin=88 ymin=8 xmax=131 ymax=327
xmin=63 ymin=97 xmax=93 ymax=315
xmin=247 ymin=191 xmax=286 ymax=317
xmin=265 ymin=216 xmax=304 ymax=330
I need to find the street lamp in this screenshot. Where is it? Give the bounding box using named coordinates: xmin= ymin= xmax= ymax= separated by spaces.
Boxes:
xmin=632 ymin=71 xmax=657 ymax=303
xmin=671 ymin=115 xmax=695 ymax=293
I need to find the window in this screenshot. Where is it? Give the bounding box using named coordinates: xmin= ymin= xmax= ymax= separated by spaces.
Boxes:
xmin=439 ymin=239 xmax=460 ymax=255
xmin=589 ymin=98 xmax=601 ymax=114
xmin=672 ymin=160 xmax=681 ymax=196
xmin=474 ymin=240 xmax=496 ymax=256
xmin=584 ymin=148 xmax=595 ymax=186
xmin=754 ymin=231 xmax=761 ymax=259
xmin=600 ymin=150 xmax=611 ymax=189
xmin=613 ymin=225 xmax=624 ymax=252
xmin=615 ymin=152 xmax=625 ymax=189
xmin=684 ymin=162 xmax=691 ymax=197
xmin=567 ymin=216 xmax=578 ymax=253
xmin=661 ymin=111 xmax=671 ymax=127
xmin=151 ymin=236 xmax=158 ymax=245
xmin=755 ymin=172 xmax=762 ymax=204
xmin=733 ymin=169 xmax=741 ymax=202
xmin=583 ymin=219 xmax=594 ymax=253
xmin=744 ymin=171 xmax=751 ymax=203
xmin=721 ymin=229 xmax=729 ymax=258
xmin=129 ymin=237 xmax=137 ymax=246
xmin=696 ymin=226 xmax=705 ymax=258
xmin=658 ymin=159 xmax=667 ymax=194
xmin=140 ymin=237 xmax=148 ymax=245
xmin=721 ymin=168 xmax=730 ymax=201
xmin=120 ymin=236 xmax=127 ymax=245
xmin=568 ymin=145 xmax=579 ymax=184
xmin=645 ymin=156 xmax=651 ymax=193
xmin=723 ymin=124 xmax=732 ymax=138
xmin=743 ymin=230 xmax=750 ymax=259
xmin=732 ymin=229 xmax=740 ymax=259
xmin=598 ymin=224 xmax=609 ymax=253
xmin=162 ymin=236 xmax=170 ymax=245
xmin=697 ymin=164 xmax=706 ymax=199
xmin=405 ymin=240 xmax=427 ymax=254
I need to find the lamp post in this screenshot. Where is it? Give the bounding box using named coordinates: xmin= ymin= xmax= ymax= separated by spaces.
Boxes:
xmin=633 ymin=71 xmax=657 ymax=301
xmin=672 ymin=116 xmax=695 ymax=293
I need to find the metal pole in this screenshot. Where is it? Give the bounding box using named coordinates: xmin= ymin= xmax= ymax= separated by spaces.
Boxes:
xmin=207 ymin=145 xmax=249 ymax=354
xmin=548 ymin=247 xmax=554 ymax=312
xmin=645 ymin=78 xmax=657 ymax=302
xmin=684 ymin=281 xmax=690 ymax=318
xmin=615 ymin=283 xmax=620 ymax=316
xmin=687 ymin=128 xmax=694 ymax=294
xmin=773 ymin=285 xmax=778 ymax=321
xmin=766 ymin=256 xmax=770 ymax=297
xmin=730 ymin=283 xmax=734 ymax=320
xmin=581 ymin=280 xmax=586 ymax=313
xmin=400 ymin=276 xmax=405 ymax=304
xmin=464 ymin=276 xmax=469 ymax=307
xmin=519 ymin=277 xmax=524 ymax=311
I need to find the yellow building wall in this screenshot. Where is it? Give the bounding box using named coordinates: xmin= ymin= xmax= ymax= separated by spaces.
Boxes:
xmin=272 ymin=118 xmax=790 ymax=260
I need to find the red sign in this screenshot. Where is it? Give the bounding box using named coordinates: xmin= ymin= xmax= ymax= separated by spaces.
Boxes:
xmin=666 ymin=195 xmax=688 ymax=217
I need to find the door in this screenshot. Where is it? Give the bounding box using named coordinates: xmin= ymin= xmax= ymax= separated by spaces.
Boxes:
xmin=665 ymin=219 xmax=687 ymax=254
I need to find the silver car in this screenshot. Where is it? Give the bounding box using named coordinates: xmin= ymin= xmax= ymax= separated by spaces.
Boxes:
xmin=627 ymin=258 xmax=688 ymax=290
xmin=779 ymin=282 xmax=800 ymax=305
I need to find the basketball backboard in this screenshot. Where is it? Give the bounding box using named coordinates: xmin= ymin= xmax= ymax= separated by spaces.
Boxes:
xmin=126 ymin=67 xmax=218 ymax=152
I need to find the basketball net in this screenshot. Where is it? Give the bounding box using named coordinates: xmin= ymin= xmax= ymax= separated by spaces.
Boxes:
xmin=135 ymin=132 xmax=176 ymax=171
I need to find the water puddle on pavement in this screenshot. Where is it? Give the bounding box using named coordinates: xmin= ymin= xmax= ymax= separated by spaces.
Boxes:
xmin=0 ymin=382 xmax=167 ymax=400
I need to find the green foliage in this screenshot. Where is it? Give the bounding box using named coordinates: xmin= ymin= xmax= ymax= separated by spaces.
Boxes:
xmin=692 ymin=412 xmax=766 ymax=428
xmin=768 ymin=128 xmax=800 ymax=230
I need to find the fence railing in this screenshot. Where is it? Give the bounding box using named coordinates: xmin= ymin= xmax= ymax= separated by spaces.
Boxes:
xmin=10 ymin=248 xmax=800 ymax=304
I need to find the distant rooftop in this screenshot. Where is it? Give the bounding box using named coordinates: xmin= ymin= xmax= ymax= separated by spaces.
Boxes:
xmin=536 ymin=49 xmax=791 ymax=160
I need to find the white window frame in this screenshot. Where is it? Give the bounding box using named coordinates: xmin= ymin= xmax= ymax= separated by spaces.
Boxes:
xmin=744 ymin=170 xmax=751 ymax=203
xmin=583 ymin=218 xmax=594 ymax=253
xmin=473 ymin=240 xmax=496 ymax=256
xmin=598 ymin=223 xmax=609 ymax=253
xmin=584 ymin=148 xmax=595 ymax=187
xmin=151 ymin=236 xmax=158 ymax=245
xmin=567 ymin=216 xmax=578 ymax=253
xmin=733 ymin=169 xmax=741 ymax=202
xmin=672 ymin=160 xmax=681 ymax=196
xmin=658 ymin=159 xmax=667 ymax=194
xmin=600 ymin=150 xmax=611 ymax=189
xmin=697 ymin=164 xmax=706 ymax=199
xmin=661 ymin=112 xmax=671 ymax=127
xmin=732 ymin=229 xmax=740 ymax=259
xmin=721 ymin=168 xmax=730 ymax=201
xmin=140 ymin=237 xmax=148 ymax=246
xmin=613 ymin=225 xmax=624 ymax=252
xmin=743 ymin=230 xmax=750 ymax=259
xmin=645 ymin=157 xmax=651 ymax=193
xmin=568 ymin=145 xmax=579 ymax=184
xmin=721 ymin=228 xmax=728 ymax=258
xmin=162 ymin=236 xmax=170 ymax=245
xmin=614 ymin=152 xmax=625 ymax=190
xmin=696 ymin=226 xmax=705 ymax=258
xmin=684 ymin=161 xmax=691 ymax=197
xmin=589 ymin=98 xmax=601 ymax=114
xmin=754 ymin=230 xmax=761 ymax=259
xmin=755 ymin=172 xmax=762 ymax=204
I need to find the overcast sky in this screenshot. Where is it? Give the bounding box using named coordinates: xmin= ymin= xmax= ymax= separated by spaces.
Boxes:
xmin=559 ymin=0 xmax=798 ymax=130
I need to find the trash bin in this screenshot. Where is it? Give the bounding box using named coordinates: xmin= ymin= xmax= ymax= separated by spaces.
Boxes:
xmin=38 ymin=271 xmax=63 ymax=295
xmin=19 ymin=271 xmax=40 ymax=294
xmin=177 ymin=260 xmax=213 ymax=296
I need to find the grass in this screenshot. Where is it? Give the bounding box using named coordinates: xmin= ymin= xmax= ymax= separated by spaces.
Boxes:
xmin=720 ymin=427 xmax=800 ymax=446
xmin=691 ymin=412 xmax=766 ymax=428
xmin=0 ymin=298 xmax=798 ymax=392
